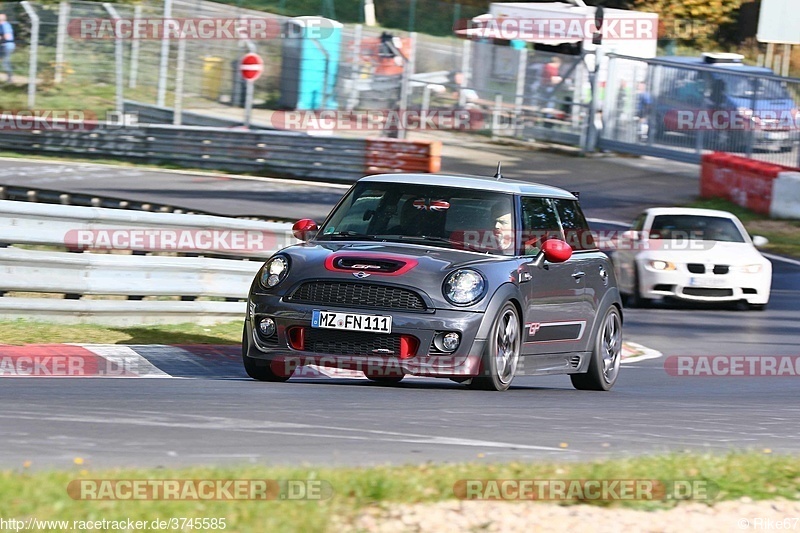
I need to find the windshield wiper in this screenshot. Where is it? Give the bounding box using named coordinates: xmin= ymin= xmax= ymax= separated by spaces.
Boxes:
xmin=323 ymin=231 xmax=377 ymax=240
xmin=385 ymin=234 xmax=487 ymax=252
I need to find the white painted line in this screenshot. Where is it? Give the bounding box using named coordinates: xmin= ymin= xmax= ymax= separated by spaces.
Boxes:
xmin=621 ymin=341 xmax=663 ymax=364
xmin=76 ymin=344 xmax=171 ymax=378
xmin=763 ymin=253 xmax=800 ymax=267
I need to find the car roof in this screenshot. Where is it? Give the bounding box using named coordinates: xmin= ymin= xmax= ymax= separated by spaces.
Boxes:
xmin=644 ymin=207 xmax=741 ymax=219
xmin=657 ymin=56 xmax=774 ymax=75
xmin=359 ymin=173 xmax=577 ymax=199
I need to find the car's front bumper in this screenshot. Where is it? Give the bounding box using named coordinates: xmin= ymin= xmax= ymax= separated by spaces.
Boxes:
xmin=244 ymin=294 xmax=489 ymax=378
xmin=638 ymin=266 xmax=770 ymax=304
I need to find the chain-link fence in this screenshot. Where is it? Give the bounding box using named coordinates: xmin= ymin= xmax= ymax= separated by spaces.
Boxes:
xmin=600 ymin=54 xmax=800 ymax=168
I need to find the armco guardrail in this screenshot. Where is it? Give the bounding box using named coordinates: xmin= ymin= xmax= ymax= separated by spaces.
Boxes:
xmin=0 ymin=200 xmax=295 ymax=325
xmin=0 ymin=200 xmax=296 ymax=257
xmin=700 ymin=153 xmax=800 ymax=219
xmin=0 ymin=123 xmax=441 ymax=182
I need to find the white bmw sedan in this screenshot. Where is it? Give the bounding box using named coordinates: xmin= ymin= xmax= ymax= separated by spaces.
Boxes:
xmin=612 ymin=208 xmax=772 ymax=310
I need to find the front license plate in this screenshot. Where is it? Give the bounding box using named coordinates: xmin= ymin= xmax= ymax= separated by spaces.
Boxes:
xmin=767 ymin=132 xmax=789 ymax=141
xmin=689 ymin=277 xmax=727 ymax=287
xmin=311 ymin=310 xmax=392 ymax=333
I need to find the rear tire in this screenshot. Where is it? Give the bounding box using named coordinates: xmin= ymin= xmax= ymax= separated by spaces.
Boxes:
xmin=571 ymin=306 xmax=622 ymax=391
xmin=242 ymin=323 xmax=292 ymax=382
xmin=469 ymin=303 xmax=521 ymax=391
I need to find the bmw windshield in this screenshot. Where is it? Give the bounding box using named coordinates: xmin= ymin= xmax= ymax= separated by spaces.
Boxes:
xmin=317 ymin=182 xmax=516 ymax=255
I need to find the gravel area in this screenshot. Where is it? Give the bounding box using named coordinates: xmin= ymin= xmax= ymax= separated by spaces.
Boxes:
xmin=352 ymin=498 xmax=800 ymax=532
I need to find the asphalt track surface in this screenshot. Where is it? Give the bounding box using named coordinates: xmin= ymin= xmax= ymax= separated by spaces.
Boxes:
xmin=0 ymin=142 xmax=799 ymax=469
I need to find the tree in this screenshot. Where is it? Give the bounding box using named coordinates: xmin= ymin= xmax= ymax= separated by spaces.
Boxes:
xmin=633 ymin=0 xmax=744 ymax=48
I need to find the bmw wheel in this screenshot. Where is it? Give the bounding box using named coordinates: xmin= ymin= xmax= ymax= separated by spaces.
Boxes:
xmin=571 ymin=306 xmax=622 ymax=391
xmin=470 ymin=303 xmax=521 ymax=391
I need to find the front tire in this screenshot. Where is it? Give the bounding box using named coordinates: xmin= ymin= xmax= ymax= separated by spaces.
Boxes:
xmin=469 ymin=303 xmax=521 ymax=391
xmin=242 ymin=323 xmax=292 ymax=382
xmin=571 ymin=306 xmax=622 ymax=391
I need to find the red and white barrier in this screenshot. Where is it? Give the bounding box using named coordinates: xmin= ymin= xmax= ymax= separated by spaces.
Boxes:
xmin=700 ymin=153 xmax=800 ymax=219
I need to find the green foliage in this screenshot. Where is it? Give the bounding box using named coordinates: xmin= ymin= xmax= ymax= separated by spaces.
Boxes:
xmin=634 ymin=0 xmax=744 ymax=49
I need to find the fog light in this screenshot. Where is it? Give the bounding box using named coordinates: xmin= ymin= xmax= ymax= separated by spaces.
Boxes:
xmin=442 ymin=332 xmax=460 ymax=351
xmin=434 ymin=332 xmax=461 ymax=353
xmin=259 ymin=317 xmax=276 ymax=338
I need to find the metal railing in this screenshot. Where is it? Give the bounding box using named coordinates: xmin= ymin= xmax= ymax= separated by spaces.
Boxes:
xmin=0 ymin=122 xmax=441 ymax=182
xmin=0 ymin=199 xmax=295 ymax=323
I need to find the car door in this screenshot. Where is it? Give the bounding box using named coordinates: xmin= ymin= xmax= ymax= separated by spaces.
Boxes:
xmin=552 ymin=197 xmax=608 ymax=352
xmin=517 ymin=196 xmax=587 ymax=355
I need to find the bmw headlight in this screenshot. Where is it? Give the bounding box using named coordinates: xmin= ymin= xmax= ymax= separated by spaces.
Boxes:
xmin=260 ymin=256 xmax=289 ymax=288
xmin=734 ymin=264 xmax=763 ymax=274
xmin=443 ymin=269 xmax=486 ymax=306
xmin=647 ymin=260 xmax=676 ymax=271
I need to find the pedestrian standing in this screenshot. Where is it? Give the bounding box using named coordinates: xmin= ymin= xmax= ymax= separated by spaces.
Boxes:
xmin=0 ymin=14 xmax=14 ymax=83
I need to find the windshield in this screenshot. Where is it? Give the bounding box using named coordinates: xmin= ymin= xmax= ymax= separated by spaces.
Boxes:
xmin=318 ymin=182 xmax=516 ymax=255
xmin=649 ymin=215 xmax=746 ymax=243
xmin=718 ymin=75 xmax=793 ymax=100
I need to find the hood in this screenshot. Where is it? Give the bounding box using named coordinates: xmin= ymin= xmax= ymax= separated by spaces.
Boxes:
xmin=638 ymin=240 xmax=768 ymax=266
xmin=263 ymin=240 xmax=520 ymax=311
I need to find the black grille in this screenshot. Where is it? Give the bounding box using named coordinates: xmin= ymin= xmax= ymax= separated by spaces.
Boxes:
xmin=713 ymin=265 xmax=729 ymax=275
xmin=288 ymin=282 xmax=426 ymax=311
xmin=687 ymin=264 xmax=705 ymax=274
xmin=683 ymin=287 xmax=734 ymax=297
xmin=303 ymin=328 xmax=403 ymax=356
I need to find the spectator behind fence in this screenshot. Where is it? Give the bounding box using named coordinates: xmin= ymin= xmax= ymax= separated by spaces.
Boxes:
xmin=0 ymin=14 xmax=14 ymax=83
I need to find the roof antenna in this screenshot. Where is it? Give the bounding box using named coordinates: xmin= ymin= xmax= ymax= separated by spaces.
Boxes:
xmin=494 ymin=162 xmax=503 ymax=181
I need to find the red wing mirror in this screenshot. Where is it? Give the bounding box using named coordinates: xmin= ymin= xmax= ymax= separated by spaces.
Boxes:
xmin=292 ymin=219 xmax=319 ymax=241
xmin=541 ymin=239 xmax=573 ymax=263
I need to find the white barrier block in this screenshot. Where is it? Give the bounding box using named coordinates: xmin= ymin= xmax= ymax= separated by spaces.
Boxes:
xmin=770 ymin=171 xmax=800 ymax=220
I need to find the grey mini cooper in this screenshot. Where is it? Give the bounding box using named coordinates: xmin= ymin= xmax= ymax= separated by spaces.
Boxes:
xmin=243 ymin=173 xmax=623 ymax=391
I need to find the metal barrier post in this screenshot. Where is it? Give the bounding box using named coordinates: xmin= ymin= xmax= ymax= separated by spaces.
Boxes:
xmin=174 ymin=38 xmax=186 ymax=126
xmin=492 ymin=93 xmax=502 ymax=141
xmin=157 ymin=0 xmax=173 ymax=107
xmin=103 ymin=3 xmax=124 ymax=117
xmin=54 ymin=1 xmax=69 ymax=84
xmin=129 ymin=4 xmax=142 ymax=88
xmin=20 ymin=1 xmax=38 ymax=108
xmin=458 ymin=39 xmax=471 ymax=107
xmin=745 ymin=78 xmax=757 ymax=158
xmin=346 ymin=24 xmax=362 ymax=111
xmin=397 ymin=32 xmax=417 ymax=140
xmin=514 ymin=48 xmax=528 ymax=138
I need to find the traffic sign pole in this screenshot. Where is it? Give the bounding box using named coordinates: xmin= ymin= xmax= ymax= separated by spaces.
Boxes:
xmin=244 ymin=80 xmax=254 ymax=129
xmin=239 ymin=53 xmax=264 ymax=130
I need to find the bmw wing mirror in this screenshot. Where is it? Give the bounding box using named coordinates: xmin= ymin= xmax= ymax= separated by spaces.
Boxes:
xmin=751 ymin=235 xmax=769 ymax=248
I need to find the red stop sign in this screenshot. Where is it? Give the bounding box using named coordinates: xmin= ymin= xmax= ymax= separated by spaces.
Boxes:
xmin=240 ymin=53 xmax=264 ymax=81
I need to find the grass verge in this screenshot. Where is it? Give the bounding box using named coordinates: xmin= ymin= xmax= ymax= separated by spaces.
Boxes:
xmin=0 ymin=453 xmax=797 ymax=532
xmin=686 ymin=198 xmax=800 ymax=258
xmin=0 ymin=320 xmax=242 ymax=345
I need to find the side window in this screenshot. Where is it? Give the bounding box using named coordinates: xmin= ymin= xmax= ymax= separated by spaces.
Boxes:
xmin=631 ymin=213 xmax=646 ymax=232
xmin=520 ymin=197 xmax=562 ymax=256
xmin=553 ymin=198 xmax=597 ymax=251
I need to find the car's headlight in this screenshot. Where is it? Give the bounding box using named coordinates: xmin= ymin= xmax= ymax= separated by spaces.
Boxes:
xmin=443 ymin=269 xmax=486 ymax=306
xmin=260 ymin=256 xmax=289 ymax=288
xmin=734 ymin=264 xmax=763 ymax=274
xmin=647 ymin=260 xmax=676 ymax=271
